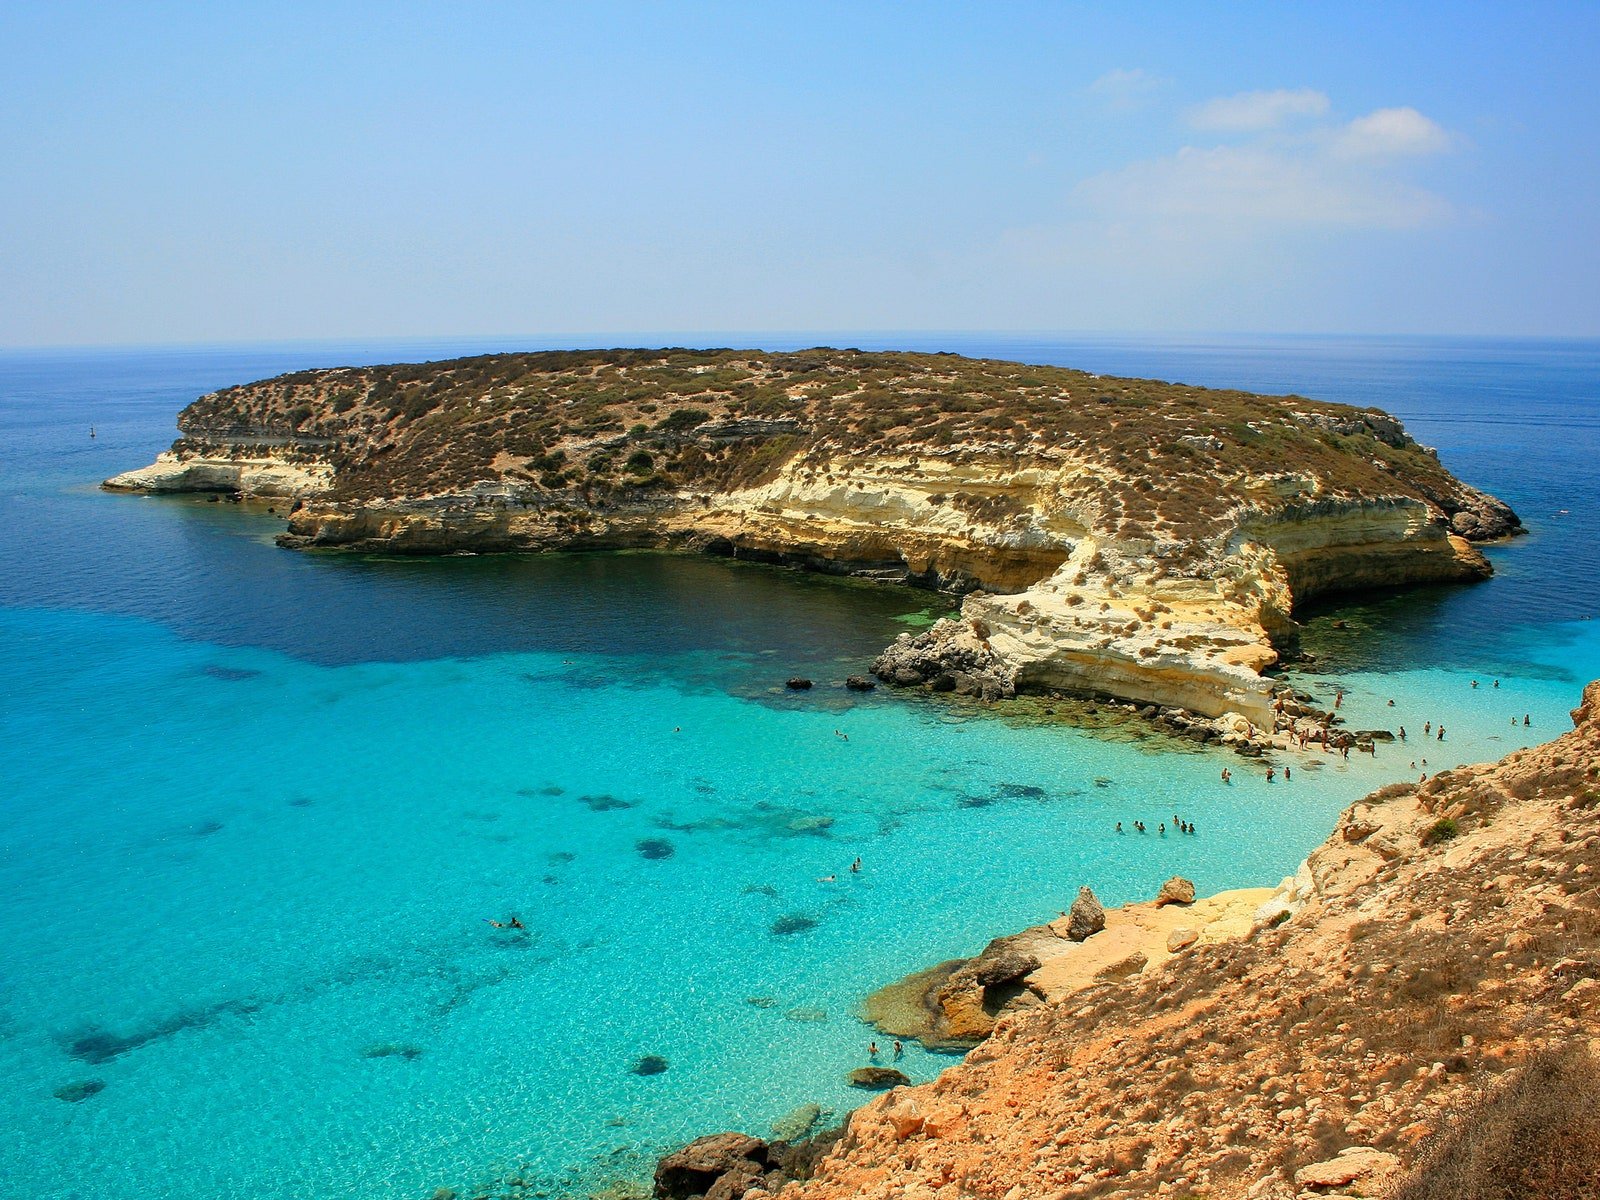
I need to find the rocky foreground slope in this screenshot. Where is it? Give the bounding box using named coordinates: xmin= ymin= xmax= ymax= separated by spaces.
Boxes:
xmin=658 ymin=681 xmax=1600 ymax=1200
xmin=104 ymin=349 xmax=1519 ymax=721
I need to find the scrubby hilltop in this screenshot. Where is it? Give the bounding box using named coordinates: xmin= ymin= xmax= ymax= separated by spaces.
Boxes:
xmin=105 ymin=348 xmax=1519 ymax=720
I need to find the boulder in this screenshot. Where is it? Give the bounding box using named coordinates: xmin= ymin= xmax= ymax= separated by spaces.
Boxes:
xmin=1066 ymin=886 xmax=1105 ymax=941
xmin=1167 ymin=927 xmax=1200 ymax=953
xmin=844 ymin=675 xmax=877 ymax=691
xmin=1293 ymin=1146 xmax=1399 ymax=1194
xmin=848 ymin=1066 xmax=910 ymax=1089
xmin=1156 ymin=876 xmax=1196 ymax=906
xmin=655 ymin=1132 xmax=769 ymax=1200
xmin=971 ymin=947 xmax=1041 ymax=987
xmin=785 ymin=677 xmax=813 ymax=690
xmin=1096 ymin=951 xmax=1148 ymax=979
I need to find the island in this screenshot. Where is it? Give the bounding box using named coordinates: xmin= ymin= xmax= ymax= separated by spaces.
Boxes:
xmin=106 ymin=348 xmax=1520 ymax=723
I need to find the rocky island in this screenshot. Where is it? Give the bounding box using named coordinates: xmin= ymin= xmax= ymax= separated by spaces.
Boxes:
xmin=106 ymin=348 xmax=1519 ymax=722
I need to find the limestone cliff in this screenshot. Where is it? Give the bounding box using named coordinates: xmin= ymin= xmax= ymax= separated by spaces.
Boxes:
xmin=662 ymin=681 xmax=1600 ymax=1200
xmin=104 ymin=348 xmax=1520 ymax=720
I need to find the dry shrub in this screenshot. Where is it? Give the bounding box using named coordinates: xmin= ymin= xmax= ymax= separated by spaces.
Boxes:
xmin=1392 ymin=1042 xmax=1600 ymax=1200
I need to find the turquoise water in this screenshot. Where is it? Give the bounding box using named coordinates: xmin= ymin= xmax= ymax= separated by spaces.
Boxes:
xmin=2 ymin=336 xmax=1598 ymax=1199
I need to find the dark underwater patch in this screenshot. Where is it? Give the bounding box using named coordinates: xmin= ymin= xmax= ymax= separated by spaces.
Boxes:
xmin=631 ymin=1054 xmax=669 ymax=1076
xmin=770 ymin=913 xmax=818 ymax=936
xmin=362 ymin=1043 xmax=424 ymax=1061
xmin=583 ymin=794 xmax=635 ymax=812
xmin=636 ymin=838 xmax=675 ymax=860
xmin=202 ymin=665 xmax=261 ymax=682
xmin=53 ymin=1079 xmax=106 ymax=1103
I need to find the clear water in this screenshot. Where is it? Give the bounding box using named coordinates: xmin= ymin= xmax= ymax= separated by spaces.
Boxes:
xmin=1 ymin=335 xmax=1597 ymax=1199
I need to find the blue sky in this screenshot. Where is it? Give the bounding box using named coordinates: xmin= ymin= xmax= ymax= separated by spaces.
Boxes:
xmin=1 ymin=1 xmax=1596 ymax=345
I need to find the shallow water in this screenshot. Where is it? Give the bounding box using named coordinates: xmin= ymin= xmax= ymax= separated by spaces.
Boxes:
xmin=1 ymin=336 xmax=1597 ymax=1199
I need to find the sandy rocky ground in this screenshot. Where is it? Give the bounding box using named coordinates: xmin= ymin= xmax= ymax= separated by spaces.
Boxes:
xmin=654 ymin=681 xmax=1600 ymax=1200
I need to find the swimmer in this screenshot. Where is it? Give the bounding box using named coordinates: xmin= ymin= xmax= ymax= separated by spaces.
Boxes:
xmin=1159 ymin=823 xmax=1166 ymax=835
xmin=850 ymin=857 xmax=861 ymax=873
xmin=509 ymin=916 xmax=525 ymax=930
xmin=1472 ymin=680 xmax=1479 ymax=689
xmin=817 ymin=874 xmax=836 ymax=883
xmin=893 ymin=1039 xmax=904 ymax=1060
xmin=1399 ymin=726 xmax=1406 ymax=741
xmin=1335 ymin=690 xmax=1344 ymax=709
xmin=1284 ymin=766 xmax=1291 ymax=781
xmin=485 ymin=919 xmax=505 ymax=928
xmin=1494 ymin=680 xmax=1500 ymax=688
xmin=869 ymin=1042 xmax=880 ymax=1059
xmin=1524 ymin=714 xmax=1531 ymax=726
xmin=1438 ymin=726 xmax=1445 ymax=741
xmin=1221 ymin=768 xmax=1232 ymax=783
xmin=673 ymin=726 xmax=681 ymax=733
xmin=1266 ymin=767 xmax=1275 ymax=782
xmin=1116 ymin=821 xmax=1124 ymax=833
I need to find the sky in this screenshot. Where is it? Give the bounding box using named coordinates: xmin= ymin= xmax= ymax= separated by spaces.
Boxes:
xmin=1 ymin=1 xmax=1597 ymax=346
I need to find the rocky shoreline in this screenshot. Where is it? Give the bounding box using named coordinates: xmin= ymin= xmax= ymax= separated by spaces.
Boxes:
xmin=104 ymin=348 xmax=1520 ymax=725
xmin=654 ymin=680 xmax=1600 ymax=1200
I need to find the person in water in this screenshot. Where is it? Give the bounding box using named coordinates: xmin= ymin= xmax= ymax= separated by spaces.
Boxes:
xmin=1284 ymin=766 xmax=1291 ymax=781
xmin=850 ymin=857 xmax=861 ymax=873
xmin=509 ymin=916 xmax=525 ymax=930
xmin=1524 ymin=714 xmax=1531 ymax=726
xmin=1116 ymin=821 xmax=1124 ymax=833
xmin=1159 ymin=823 xmax=1166 ymax=835
xmin=1399 ymin=726 xmax=1407 ymax=741
xmin=869 ymin=1042 xmax=880 ymax=1059
xmin=893 ymin=1039 xmax=904 ymax=1060
xmin=1438 ymin=726 xmax=1446 ymax=741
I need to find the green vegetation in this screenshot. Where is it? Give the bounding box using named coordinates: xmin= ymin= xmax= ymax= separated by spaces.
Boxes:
xmin=1422 ymin=817 xmax=1460 ymax=845
xmin=176 ymin=348 xmax=1486 ymax=549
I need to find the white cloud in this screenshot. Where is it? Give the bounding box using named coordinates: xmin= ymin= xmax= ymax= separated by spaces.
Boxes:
xmin=1087 ymin=67 xmax=1166 ymax=110
xmin=1334 ymin=107 xmax=1453 ymax=158
xmin=1074 ymin=142 xmax=1452 ymax=231
xmin=1187 ymin=88 xmax=1330 ymax=132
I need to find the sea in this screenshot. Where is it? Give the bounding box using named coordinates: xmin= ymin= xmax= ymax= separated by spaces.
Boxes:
xmin=1 ymin=333 xmax=1597 ymax=1200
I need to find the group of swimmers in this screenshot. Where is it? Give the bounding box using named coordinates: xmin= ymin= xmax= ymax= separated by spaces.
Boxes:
xmin=867 ymin=1039 xmax=905 ymax=1061
xmin=1117 ymin=815 xmax=1197 ymax=836
xmin=485 ymin=916 xmax=525 ymax=930
xmin=817 ymin=857 xmax=863 ymax=883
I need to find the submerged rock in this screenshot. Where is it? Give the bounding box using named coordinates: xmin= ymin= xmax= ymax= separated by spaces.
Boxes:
xmin=631 ymin=1054 xmax=669 ymax=1076
xmin=583 ymin=793 xmax=636 ymax=811
xmin=362 ymin=1042 xmax=424 ymax=1060
xmin=1066 ymin=886 xmax=1106 ymax=942
xmin=848 ymin=1066 xmax=910 ymax=1089
xmin=770 ymin=1101 xmax=822 ymax=1142
xmin=637 ymin=838 xmax=676 ymax=860
xmin=53 ymin=1080 xmax=105 ymax=1103
xmin=785 ymin=677 xmax=813 ymax=690
xmin=770 ymin=913 xmax=819 ymax=936
xmin=844 ymin=675 xmax=876 ymax=691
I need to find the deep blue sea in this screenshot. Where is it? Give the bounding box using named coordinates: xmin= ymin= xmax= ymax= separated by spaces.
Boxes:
xmin=2 ymin=334 xmax=1597 ymax=1199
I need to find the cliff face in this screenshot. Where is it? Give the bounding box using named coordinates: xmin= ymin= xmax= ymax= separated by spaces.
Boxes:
xmin=685 ymin=681 xmax=1600 ymax=1200
xmin=103 ymin=348 xmax=1520 ymax=720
